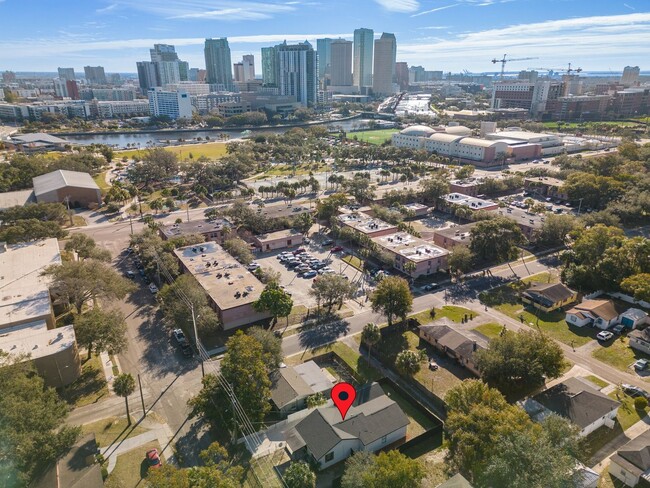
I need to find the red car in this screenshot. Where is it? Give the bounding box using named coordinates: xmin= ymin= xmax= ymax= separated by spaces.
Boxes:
xmin=331 ymin=246 xmax=344 ymax=253
xmin=292 ymin=248 xmax=306 ymax=255
xmin=146 ymin=448 xmax=162 ymax=469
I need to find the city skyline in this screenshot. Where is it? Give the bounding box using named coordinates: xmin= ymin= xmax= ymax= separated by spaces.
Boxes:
xmin=0 ymin=1 xmax=649 ymax=73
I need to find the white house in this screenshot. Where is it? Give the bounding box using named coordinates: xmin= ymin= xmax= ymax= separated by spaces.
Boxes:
xmin=609 ymin=430 xmax=650 ymax=487
xmin=522 ymin=377 xmax=620 ymax=437
xmin=629 ymin=328 xmax=650 ymax=355
xmin=565 ymin=299 xmax=622 ymax=329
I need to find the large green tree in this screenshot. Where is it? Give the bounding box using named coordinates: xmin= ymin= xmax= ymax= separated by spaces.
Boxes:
xmin=222 ymin=237 xmax=254 ymax=265
xmin=448 ymin=245 xmax=473 ymax=275
xmin=309 ymin=273 xmax=357 ymax=311
xmin=190 ymin=331 xmax=271 ymax=431
xmin=247 ymin=326 xmax=283 ymax=371
xmin=0 ymin=353 xmax=80 ymax=487
xmin=283 ymin=461 xmax=316 ymax=488
xmin=73 ymin=308 xmax=128 ymax=360
xmin=470 ymin=217 xmax=526 ymax=263
xmin=621 ymin=273 xmax=650 ymax=302
xmin=158 ymin=274 xmax=220 ymax=333
xmin=64 ymin=233 xmax=111 ymax=262
xmin=253 ymin=283 xmax=294 ymax=325
xmin=341 ymin=450 xmax=424 ymax=488
xmin=370 ymin=276 xmax=413 ymax=327
xmin=537 ymin=214 xmax=580 ymax=247
xmin=42 ymin=260 xmax=134 ymax=313
xmin=474 ymin=330 xmax=565 ymax=393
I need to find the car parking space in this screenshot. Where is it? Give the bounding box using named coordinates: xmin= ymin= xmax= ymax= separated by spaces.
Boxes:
xmin=253 ymin=240 xmax=365 ymax=307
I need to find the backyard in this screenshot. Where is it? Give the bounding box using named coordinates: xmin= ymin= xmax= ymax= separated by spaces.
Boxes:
xmin=593 ymin=335 xmax=650 ymax=372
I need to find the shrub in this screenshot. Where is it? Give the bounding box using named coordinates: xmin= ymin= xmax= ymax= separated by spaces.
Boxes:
xmin=634 ymin=396 xmax=648 ymax=410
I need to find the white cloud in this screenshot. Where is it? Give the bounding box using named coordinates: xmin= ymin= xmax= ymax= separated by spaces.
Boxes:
xmin=96 ymin=3 xmax=118 ymax=14
xmin=374 ymin=0 xmax=420 ymax=13
xmin=411 ymin=4 xmax=459 ymax=17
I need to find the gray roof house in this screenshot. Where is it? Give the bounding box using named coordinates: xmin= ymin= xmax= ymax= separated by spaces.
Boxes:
xmin=32 ymin=170 xmax=102 ymax=207
xmin=270 ymin=361 xmax=335 ymax=414
xmin=522 ymin=377 xmax=620 ymax=437
xmin=246 ymin=383 xmax=409 ymax=471
xmin=419 ymin=320 xmax=485 ymax=376
xmin=609 ymin=430 xmax=650 ymax=487
xmin=436 ymin=473 xmax=474 ymax=488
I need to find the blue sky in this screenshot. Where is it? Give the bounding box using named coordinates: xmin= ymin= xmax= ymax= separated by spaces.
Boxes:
xmin=0 ymin=0 xmax=648 ymax=74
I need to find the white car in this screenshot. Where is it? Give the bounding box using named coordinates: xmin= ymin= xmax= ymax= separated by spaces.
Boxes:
xmin=596 ymin=331 xmax=614 ymax=341
xmin=148 ymin=283 xmax=159 ymax=294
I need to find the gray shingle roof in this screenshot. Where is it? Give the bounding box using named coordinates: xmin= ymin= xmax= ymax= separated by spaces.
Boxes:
xmin=294 ymin=410 xmax=346 ymax=460
xmin=32 ymin=170 xmax=99 ymax=197
xmin=610 ymin=430 xmax=650 ymax=477
xmin=270 ymin=367 xmax=314 ymax=410
xmin=531 ymin=377 xmax=620 ymax=429
xmin=11 ymin=133 xmax=68 ymax=144
xmin=337 ymin=400 xmax=410 ymax=446
xmin=522 ymin=283 xmax=576 ymax=307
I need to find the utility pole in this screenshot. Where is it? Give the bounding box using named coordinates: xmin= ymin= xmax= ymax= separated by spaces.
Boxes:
xmin=577 ymin=198 xmax=584 ymax=215
xmin=137 ymin=373 xmax=146 ymax=415
xmin=129 ymin=215 xmax=134 ymax=235
xmin=191 ymin=305 xmax=205 ymax=377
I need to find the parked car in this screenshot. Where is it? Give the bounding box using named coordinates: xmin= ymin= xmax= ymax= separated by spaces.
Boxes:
xmin=292 ymin=248 xmax=306 ymax=255
xmin=611 ymin=324 xmax=626 ymax=335
xmin=422 ymin=283 xmax=438 ymax=291
xmin=172 ymin=329 xmax=187 ymax=345
xmin=621 ymin=384 xmax=650 ymax=399
xmin=322 ymin=239 xmax=334 ymax=246
xmin=302 ymin=270 xmax=318 ymax=278
xmin=247 ymin=262 xmax=261 ymax=271
xmin=596 ymin=331 xmax=614 ymax=341
xmin=311 ymin=262 xmax=327 ymax=270
xmin=331 ymin=246 xmax=344 ymax=252
xmin=148 ymin=283 xmax=159 ymax=294
xmin=633 ymin=358 xmax=649 ymax=371
xmin=126 ymin=270 xmax=135 ymax=279
xmin=428 ymin=359 xmax=439 ymax=371
xmin=138 ymin=268 xmax=146 ymax=277
xmin=286 ymin=260 xmax=301 ymax=268
xmin=146 ymin=448 xmax=162 ymax=469
xmin=318 ymin=267 xmax=334 ymax=275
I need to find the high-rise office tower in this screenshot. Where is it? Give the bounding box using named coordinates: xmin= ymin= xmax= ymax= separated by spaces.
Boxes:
xmin=57 ymin=68 xmax=75 ymax=82
xmin=621 ymin=66 xmax=640 ymax=86
xmin=395 ymin=62 xmax=409 ymax=91
xmin=150 ymin=44 xmax=178 ymax=62
xmin=148 ymin=88 xmax=192 ymax=120
xmin=204 ymin=38 xmax=233 ymax=87
xmin=353 ymin=28 xmax=374 ymax=89
xmin=137 ymin=61 xmax=160 ymax=93
xmin=316 ymin=38 xmax=332 ymax=83
xmin=277 ymin=41 xmax=317 ymax=106
xmin=372 ymin=33 xmax=397 ymax=95
xmin=242 ymin=54 xmax=255 ymax=81
xmin=330 ymin=39 xmax=353 ymax=86
xmin=261 ymin=46 xmax=279 ymax=86
xmin=149 ymin=44 xmax=181 ymax=86
xmin=233 ymin=63 xmax=245 ymax=82
xmin=84 ymin=66 xmax=107 ymax=85
xmin=178 ymin=61 xmax=189 ymax=82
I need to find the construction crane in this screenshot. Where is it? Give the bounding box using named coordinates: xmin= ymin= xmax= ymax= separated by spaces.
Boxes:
xmin=531 ymin=63 xmax=583 ymax=76
xmin=491 ymin=54 xmax=539 ymax=80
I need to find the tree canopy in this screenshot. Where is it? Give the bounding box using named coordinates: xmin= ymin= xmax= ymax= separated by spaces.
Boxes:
xmin=470 ymin=217 xmax=526 ymax=263
xmin=73 ymin=308 xmax=128 ymax=360
xmin=158 ymin=274 xmax=220 ymax=333
xmin=309 ymin=274 xmax=357 ymax=311
xmin=253 ymin=283 xmax=294 ymax=325
xmin=283 ymin=461 xmax=316 ymax=488
xmin=370 ymin=276 xmax=413 ymax=327
xmin=341 ymin=450 xmax=424 ymax=488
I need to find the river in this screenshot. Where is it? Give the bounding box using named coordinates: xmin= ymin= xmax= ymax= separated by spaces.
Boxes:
xmin=60 ymin=118 xmax=382 ymax=148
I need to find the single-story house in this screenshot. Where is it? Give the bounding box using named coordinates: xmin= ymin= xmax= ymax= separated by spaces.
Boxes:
xmin=521 ymin=282 xmax=578 ymax=313
xmin=419 ymin=320 xmax=485 ymax=376
xmin=620 ymin=308 xmax=649 ymax=330
xmin=31 ymin=434 xmax=103 ymax=488
xmin=270 ymin=361 xmax=335 ymax=415
xmin=247 ymin=383 xmax=409 ymax=471
xmin=629 ymin=328 xmax=650 ymax=356
xmin=436 ymin=473 xmax=474 ymax=488
xmin=565 ymin=299 xmax=622 ymax=330
xmin=608 ymin=430 xmax=650 ymax=487
xmin=32 ymin=169 xmax=102 ymax=207
xmin=252 ymin=229 xmax=304 ymax=252
xmin=522 ymin=377 xmax=620 ymax=437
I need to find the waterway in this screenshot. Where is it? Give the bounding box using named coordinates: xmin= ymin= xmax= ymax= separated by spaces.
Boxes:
xmin=60 ymin=118 xmax=378 ymax=148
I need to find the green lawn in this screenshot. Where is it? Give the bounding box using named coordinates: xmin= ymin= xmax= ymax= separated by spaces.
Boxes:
xmin=81 ymin=416 xmax=147 ymax=449
xmin=584 ymin=423 xmax=625 ymax=462
xmin=472 ymin=322 xmax=504 ymax=339
xmin=585 ymin=375 xmax=609 ymax=389
xmin=116 ymin=141 xmax=229 ymax=161
xmin=592 ymin=336 xmax=650 ymax=372
xmin=105 ymin=440 xmax=162 ymax=488
xmin=286 ymin=341 xmax=381 ymax=383
xmin=609 ymin=391 xmax=650 ymax=430
xmin=58 ymin=354 xmax=109 ymax=407
xmin=431 ymin=305 xmax=477 ymax=323
xmin=379 ymin=381 xmax=437 ymax=439
xmin=348 ymin=129 xmax=398 ymax=145
xmin=342 ymin=254 xmax=364 ymax=271
xmin=93 ymin=172 xmax=110 ymax=193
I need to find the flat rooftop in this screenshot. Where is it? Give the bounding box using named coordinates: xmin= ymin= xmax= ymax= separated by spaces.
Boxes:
xmin=0 ymin=321 xmax=76 ymax=361
xmin=174 ymin=242 xmax=263 ymax=311
xmin=524 ymin=176 xmax=565 ymax=187
xmin=252 ymin=203 xmax=313 ymax=220
xmin=443 ymin=193 xmax=498 ymax=210
xmin=403 ymin=202 xmax=429 ymax=210
xmin=254 ymin=228 xmax=303 ymax=243
xmin=338 ymin=212 xmax=398 ymax=234
xmin=434 ymin=222 xmax=478 ymax=241
xmin=0 ymin=238 xmax=61 ymax=327
xmin=160 ymin=218 xmax=231 ymax=238
xmin=374 ymin=232 xmax=448 ymax=262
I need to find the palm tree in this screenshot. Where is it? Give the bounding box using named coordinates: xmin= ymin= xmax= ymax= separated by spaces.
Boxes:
xmin=113 ymin=373 xmax=136 ymax=425
xmin=361 ymin=323 xmax=381 ymax=361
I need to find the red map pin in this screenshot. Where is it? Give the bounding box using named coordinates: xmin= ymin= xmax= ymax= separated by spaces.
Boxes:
xmin=331 ymin=382 xmax=356 ymax=420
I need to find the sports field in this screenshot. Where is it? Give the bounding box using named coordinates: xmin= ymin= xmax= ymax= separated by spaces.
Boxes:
xmin=116 ymin=141 xmax=229 ymax=161
xmin=348 ymin=128 xmax=398 ymax=145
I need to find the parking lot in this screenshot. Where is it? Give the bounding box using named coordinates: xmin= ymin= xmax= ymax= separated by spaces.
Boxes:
xmin=253 ymin=236 xmax=368 ymax=308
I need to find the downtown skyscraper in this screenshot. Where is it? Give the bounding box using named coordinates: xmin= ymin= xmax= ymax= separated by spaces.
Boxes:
xmin=204 ymin=38 xmax=233 ymax=88
xmin=353 ymin=28 xmax=373 ymax=90
xmin=372 ymin=33 xmax=397 ymax=95
xmin=277 ymin=41 xmax=317 ymax=106
xmin=261 ymin=46 xmax=279 ymax=86
xmin=136 ymin=44 xmax=189 ymax=94
xmin=330 ymin=39 xmax=353 ymax=87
